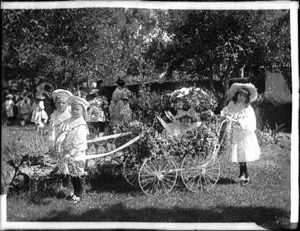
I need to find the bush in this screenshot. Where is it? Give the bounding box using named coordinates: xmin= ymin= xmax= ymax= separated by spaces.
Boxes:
xmin=130 ymin=87 xmax=172 ymax=126
xmin=252 ymin=95 xmax=292 ymax=132
xmin=1 ymin=128 xmax=52 ymax=195
xmin=123 ymin=117 xmax=221 ymax=168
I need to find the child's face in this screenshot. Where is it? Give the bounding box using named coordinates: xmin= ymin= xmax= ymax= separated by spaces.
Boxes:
xmin=56 ymin=99 xmax=68 ymax=113
xmin=237 ymin=91 xmax=249 ymax=104
xmin=176 ymin=100 xmax=183 ymax=109
xmin=181 ymin=116 xmax=192 ymax=125
xmin=71 ymin=104 xmax=83 ymax=118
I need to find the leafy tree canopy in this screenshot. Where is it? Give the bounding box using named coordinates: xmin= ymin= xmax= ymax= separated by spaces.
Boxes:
xmin=145 ymin=10 xmax=290 ymax=108
xmin=2 ymin=8 xmax=290 ymax=107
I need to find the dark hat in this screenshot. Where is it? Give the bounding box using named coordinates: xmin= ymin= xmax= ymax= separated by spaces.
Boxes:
xmin=116 ymin=78 xmax=125 ymax=86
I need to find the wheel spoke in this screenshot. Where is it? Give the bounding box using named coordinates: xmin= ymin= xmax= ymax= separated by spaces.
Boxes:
xmin=140 ymin=167 xmax=156 ymax=176
xmin=123 ymin=155 xmax=140 ymax=186
xmin=181 ymin=154 xmax=220 ymax=193
xmin=142 ymin=163 xmax=156 ymax=175
xmin=140 ymin=176 xmax=156 ymax=186
xmin=139 ymin=156 xmax=177 ymax=196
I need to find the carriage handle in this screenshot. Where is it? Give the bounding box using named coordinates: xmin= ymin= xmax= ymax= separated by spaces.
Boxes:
xmin=74 ymin=134 xmax=141 ymax=161
xmin=204 ymin=117 xmax=232 ymax=164
xmin=87 ymin=132 xmax=131 ymax=143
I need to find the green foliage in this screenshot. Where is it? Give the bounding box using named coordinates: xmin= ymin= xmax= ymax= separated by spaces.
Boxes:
xmin=2 ymin=8 xmax=160 ymax=89
xmin=123 ymin=116 xmax=221 ymax=170
xmin=131 ymin=87 xmax=172 ymax=126
xmin=1 ymin=128 xmax=52 ymax=195
xmin=131 ymin=86 xmax=218 ymax=126
xmin=252 ymin=95 xmax=292 ymax=132
xmin=146 ymin=10 xmax=291 ymax=108
xmin=168 ymin=87 xmax=218 ymax=113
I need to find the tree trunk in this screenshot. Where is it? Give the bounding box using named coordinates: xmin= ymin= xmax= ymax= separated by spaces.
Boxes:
xmin=221 ymin=58 xmax=234 ymax=109
xmin=208 ymin=64 xmax=221 ymax=103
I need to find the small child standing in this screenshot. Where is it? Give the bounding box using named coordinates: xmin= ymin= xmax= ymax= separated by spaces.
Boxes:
xmin=4 ymin=94 xmax=15 ymax=125
xmin=31 ymin=94 xmax=48 ymax=131
xmin=49 ymin=89 xmax=73 ymax=145
xmin=55 ymin=96 xmax=89 ymax=203
xmin=220 ymin=83 xmax=261 ymax=186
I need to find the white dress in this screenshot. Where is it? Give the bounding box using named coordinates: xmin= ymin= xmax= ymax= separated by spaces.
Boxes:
xmin=56 ymin=116 xmax=89 ymax=176
xmin=5 ymin=99 xmax=15 ymax=118
xmin=221 ymin=101 xmax=261 ymax=162
xmin=31 ymin=101 xmax=48 ymax=127
xmin=49 ymin=107 xmax=72 ymax=144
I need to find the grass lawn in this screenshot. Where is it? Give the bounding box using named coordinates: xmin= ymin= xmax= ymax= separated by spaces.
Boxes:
xmin=3 ymin=124 xmax=293 ymax=230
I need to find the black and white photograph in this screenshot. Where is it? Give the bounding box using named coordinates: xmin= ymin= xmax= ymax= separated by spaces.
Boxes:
xmin=1 ymin=1 xmax=298 ymax=230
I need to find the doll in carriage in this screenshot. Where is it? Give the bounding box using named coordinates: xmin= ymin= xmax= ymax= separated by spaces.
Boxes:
xmin=158 ymin=108 xmax=202 ymax=138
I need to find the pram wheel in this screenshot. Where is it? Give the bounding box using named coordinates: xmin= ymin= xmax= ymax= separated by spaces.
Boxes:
xmin=181 ymin=153 xmax=220 ymax=192
xmin=123 ymin=154 xmax=140 ymax=186
xmin=138 ymin=155 xmax=177 ymax=196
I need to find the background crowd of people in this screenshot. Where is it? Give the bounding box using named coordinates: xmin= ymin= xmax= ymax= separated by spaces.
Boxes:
xmin=2 ymin=78 xmax=133 ymax=137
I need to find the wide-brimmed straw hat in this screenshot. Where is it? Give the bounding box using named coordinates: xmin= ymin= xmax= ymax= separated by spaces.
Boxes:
xmin=227 ymin=83 xmax=258 ymax=102
xmin=175 ymin=108 xmax=199 ymax=122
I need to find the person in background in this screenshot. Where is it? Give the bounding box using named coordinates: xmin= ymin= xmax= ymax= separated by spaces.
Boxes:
xmin=43 ymin=84 xmax=55 ymax=121
xmin=16 ymin=97 xmax=32 ymax=126
xmin=220 ymin=83 xmax=261 ymax=186
xmin=79 ymin=83 xmax=88 ymax=99
xmin=48 ymin=89 xmax=73 ymax=145
xmin=4 ymin=94 xmax=15 ymax=125
xmin=109 ymin=78 xmax=132 ymax=132
xmin=97 ymin=79 xmax=110 ymax=102
xmin=55 ymin=96 xmax=90 ymax=203
xmin=86 ymin=88 xmax=109 ymax=137
xmin=31 ymin=94 xmax=48 ymax=132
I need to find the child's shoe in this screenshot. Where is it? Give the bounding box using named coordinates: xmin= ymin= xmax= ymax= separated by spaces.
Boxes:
xmin=69 ymin=195 xmax=80 ymax=203
xmin=241 ymin=177 xmax=250 ymax=186
xmin=236 ymin=175 xmax=245 ymax=183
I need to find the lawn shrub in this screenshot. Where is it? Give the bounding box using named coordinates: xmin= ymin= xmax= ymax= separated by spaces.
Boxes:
xmin=252 ymin=95 xmax=292 ymax=132
xmin=1 ymin=128 xmax=52 ymax=195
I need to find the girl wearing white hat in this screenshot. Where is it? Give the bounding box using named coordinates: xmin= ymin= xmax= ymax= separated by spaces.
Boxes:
xmin=55 ymin=96 xmax=90 ymax=203
xmin=221 ymin=83 xmax=261 ymax=186
xmin=49 ymin=89 xmax=73 ymax=144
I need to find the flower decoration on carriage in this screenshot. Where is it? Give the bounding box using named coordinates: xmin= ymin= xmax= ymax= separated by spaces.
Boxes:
xmin=168 ymin=86 xmax=218 ymax=114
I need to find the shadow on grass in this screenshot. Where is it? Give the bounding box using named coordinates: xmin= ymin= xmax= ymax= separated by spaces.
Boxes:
xmin=38 ymin=202 xmax=289 ymax=230
xmin=217 ymin=177 xmax=236 ymax=184
xmin=88 ymin=175 xmax=237 ymax=194
xmin=88 ymin=174 xmax=141 ymax=194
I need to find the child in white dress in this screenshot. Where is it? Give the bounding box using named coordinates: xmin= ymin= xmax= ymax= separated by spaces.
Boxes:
xmin=49 ymin=89 xmax=73 ymax=144
xmin=4 ymin=94 xmax=15 ymax=125
xmin=221 ymin=83 xmax=261 ymax=185
xmin=31 ymin=94 xmax=48 ymax=131
xmin=55 ymin=96 xmax=89 ymax=203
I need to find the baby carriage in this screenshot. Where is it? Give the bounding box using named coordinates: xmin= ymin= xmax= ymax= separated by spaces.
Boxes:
xmin=135 ymin=113 xmax=228 ymax=196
